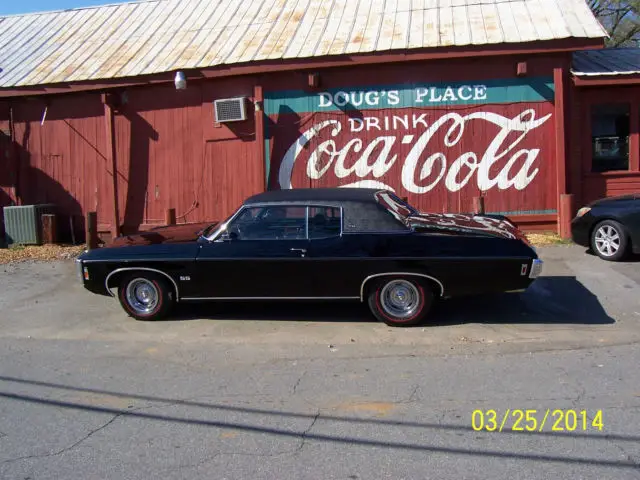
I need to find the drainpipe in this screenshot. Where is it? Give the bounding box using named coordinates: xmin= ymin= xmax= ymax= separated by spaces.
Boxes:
xmin=8 ymin=105 xmax=19 ymax=205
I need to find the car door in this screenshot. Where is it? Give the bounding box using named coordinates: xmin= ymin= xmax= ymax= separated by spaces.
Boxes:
xmin=304 ymin=205 xmax=377 ymax=298
xmin=189 ymin=204 xmax=313 ymax=299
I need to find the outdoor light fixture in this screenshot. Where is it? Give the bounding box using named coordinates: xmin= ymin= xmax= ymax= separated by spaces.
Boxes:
xmin=174 ymin=71 xmax=187 ymax=90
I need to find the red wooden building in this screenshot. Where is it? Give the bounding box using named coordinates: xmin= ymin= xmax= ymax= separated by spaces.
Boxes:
xmin=0 ymin=0 xmax=630 ymax=244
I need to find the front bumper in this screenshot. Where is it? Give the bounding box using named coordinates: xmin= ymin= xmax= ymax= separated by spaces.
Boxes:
xmin=570 ymin=217 xmax=591 ymax=247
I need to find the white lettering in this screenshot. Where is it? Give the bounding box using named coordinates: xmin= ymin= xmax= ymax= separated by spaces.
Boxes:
xmin=278 ymin=109 xmax=553 ymax=195
xmin=349 ymin=118 xmax=364 ymax=133
xmin=318 ymin=92 xmax=333 ymax=108
xmin=474 ymin=85 xmax=488 ymax=100
xmin=387 ymin=90 xmax=400 ymax=105
xmin=415 ymin=88 xmax=429 ymax=103
xmin=458 ymin=86 xmax=473 ymax=101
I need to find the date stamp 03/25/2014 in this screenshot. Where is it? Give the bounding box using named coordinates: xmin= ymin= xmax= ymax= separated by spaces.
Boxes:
xmin=471 ymin=409 xmax=604 ymax=433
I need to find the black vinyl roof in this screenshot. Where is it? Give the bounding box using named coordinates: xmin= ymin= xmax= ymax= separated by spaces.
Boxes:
xmin=244 ymin=188 xmax=383 ymax=204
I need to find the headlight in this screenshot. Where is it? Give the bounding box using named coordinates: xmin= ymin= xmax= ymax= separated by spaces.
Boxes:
xmin=576 ymin=207 xmax=591 ymax=218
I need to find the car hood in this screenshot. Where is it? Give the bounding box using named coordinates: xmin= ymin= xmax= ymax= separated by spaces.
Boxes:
xmin=588 ymin=193 xmax=640 ymax=207
xmin=407 ymin=213 xmax=527 ymax=241
xmin=108 ymin=222 xmax=217 ymax=247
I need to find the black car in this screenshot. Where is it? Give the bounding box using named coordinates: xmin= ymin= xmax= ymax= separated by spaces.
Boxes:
xmin=571 ymin=193 xmax=640 ymax=261
xmin=76 ymin=188 xmax=543 ymax=327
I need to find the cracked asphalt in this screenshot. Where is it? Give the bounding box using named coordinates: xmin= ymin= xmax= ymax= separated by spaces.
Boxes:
xmin=1 ymin=244 xmax=639 ymax=479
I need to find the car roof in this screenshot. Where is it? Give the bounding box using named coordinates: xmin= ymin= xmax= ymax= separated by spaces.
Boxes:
xmin=244 ymin=188 xmax=384 ymax=205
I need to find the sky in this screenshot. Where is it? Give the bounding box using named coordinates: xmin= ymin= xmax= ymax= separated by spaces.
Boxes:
xmin=0 ymin=0 xmax=134 ymax=16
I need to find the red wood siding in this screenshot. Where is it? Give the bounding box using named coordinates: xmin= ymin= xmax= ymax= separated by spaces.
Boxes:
xmin=571 ymin=86 xmax=640 ymax=207
xmin=0 ymin=77 xmax=263 ymax=241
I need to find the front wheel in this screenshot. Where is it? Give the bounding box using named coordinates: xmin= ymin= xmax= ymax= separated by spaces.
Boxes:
xmin=367 ymin=277 xmax=434 ymax=327
xmin=590 ymin=220 xmax=629 ymax=261
xmin=118 ymin=273 xmax=174 ymax=321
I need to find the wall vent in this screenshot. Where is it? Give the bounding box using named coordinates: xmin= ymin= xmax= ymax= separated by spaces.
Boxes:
xmin=214 ymin=97 xmax=247 ymax=123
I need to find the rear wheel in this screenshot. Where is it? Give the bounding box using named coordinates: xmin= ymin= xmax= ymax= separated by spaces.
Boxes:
xmin=367 ymin=277 xmax=434 ymax=327
xmin=590 ymin=220 xmax=629 ymax=261
xmin=118 ymin=273 xmax=174 ymax=321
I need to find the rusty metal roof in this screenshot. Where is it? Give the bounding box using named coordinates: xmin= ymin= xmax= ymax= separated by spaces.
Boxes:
xmin=0 ymin=0 xmax=608 ymax=88
xmin=573 ymin=48 xmax=640 ymax=76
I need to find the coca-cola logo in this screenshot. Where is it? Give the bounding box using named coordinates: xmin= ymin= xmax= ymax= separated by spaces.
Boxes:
xmin=277 ymin=109 xmax=552 ymax=194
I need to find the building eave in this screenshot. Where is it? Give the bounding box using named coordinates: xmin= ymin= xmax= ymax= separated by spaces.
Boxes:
xmin=0 ymin=37 xmax=605 ymax=99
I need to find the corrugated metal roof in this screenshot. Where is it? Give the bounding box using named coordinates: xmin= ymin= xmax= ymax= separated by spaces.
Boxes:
xmin=0 ymin=0 xmax=608 ymax=88
xmin=572 ymin=48 xmax=640 ymax=76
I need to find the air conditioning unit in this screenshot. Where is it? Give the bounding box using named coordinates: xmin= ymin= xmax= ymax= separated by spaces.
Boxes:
xmin=3 ymin=204 xmax=57 ymax=245
xmin=214 ymin=97 xmax=247 ymax=123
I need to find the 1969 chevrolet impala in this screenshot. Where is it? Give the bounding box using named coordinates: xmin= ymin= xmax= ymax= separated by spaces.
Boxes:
xmin=76 ymin=188 xmax=543 ymax=327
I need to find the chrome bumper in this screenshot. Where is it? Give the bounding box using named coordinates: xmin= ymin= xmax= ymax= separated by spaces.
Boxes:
xmin=75 ymin=258 xmax=84 ymax=283
xmin=529 ymin=258 xmax=543 ymax=279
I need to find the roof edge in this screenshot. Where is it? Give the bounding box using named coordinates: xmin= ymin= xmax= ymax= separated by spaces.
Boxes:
xmin=0 ymin=37 xmax=605 ymax=99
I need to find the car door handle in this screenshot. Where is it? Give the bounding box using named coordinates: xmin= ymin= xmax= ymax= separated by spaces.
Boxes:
xmin=290 ymin=248 xmax=307 ymax=257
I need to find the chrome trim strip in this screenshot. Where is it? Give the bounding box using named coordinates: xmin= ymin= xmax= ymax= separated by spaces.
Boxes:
xmin=82 ymin=258 xmax=195 ymax=263
xmin=104 ymin=267 xmax=181 ymax=301
xmin=181 ymin=296 xmax=360 ymax=301
xmin=360 ymin=273 xmax=445 ymax=301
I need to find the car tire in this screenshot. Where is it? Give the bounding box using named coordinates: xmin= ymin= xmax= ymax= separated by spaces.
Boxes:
xmin=367 ymin=276 xmax=434 ymax=327
xmin=590 ymin=220 xmax=629 ymax=262
xmin=118 ymin=272 xmax=174 ymax=321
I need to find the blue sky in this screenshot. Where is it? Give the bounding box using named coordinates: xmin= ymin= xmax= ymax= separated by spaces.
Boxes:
xmin=0 ymin=0 xmax=132 ymax=16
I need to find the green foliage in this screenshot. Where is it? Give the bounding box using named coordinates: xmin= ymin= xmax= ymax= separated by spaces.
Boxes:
xmin=589 ymin=0 xmax=640 ymax=47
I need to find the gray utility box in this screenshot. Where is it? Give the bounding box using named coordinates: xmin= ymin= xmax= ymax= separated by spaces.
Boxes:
xmin=3 ymin=204 xmax=57 ymax=245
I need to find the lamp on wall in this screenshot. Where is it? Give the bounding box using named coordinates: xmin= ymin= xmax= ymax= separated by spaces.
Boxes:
xmin=174 ymin=71 xmax=187 ymax=90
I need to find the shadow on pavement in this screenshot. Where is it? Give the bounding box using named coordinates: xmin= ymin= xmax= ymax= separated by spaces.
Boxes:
xmin=170 ymin=276 xmax=615 ymax=327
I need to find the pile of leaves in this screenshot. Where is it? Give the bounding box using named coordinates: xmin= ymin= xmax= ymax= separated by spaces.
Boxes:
xmin=0 ymin=244 xmax=86 ymax=264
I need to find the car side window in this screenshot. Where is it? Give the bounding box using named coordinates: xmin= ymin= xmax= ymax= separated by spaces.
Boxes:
xmin=227 ymin=206 xmax=306 ymax=240
xmin=308 ymin=206 xmax=341 ymax=239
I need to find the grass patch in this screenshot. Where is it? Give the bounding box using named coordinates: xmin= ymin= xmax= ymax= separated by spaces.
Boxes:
xmin=0 ymin=244 xmax=86 ymax=264
xmin=526 ymin=232 xmax=573 ymax=247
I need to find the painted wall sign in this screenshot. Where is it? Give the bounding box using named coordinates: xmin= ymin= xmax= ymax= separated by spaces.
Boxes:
xmin=265 ymin=78 xmax=557 ymax=216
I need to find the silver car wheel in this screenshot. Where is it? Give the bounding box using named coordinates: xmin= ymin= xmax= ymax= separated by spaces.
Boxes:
xmin=125 ymin=278 xmax=159 ymax=315
xmin=380 ymin=279 xmax=421 ymax=319
xmin=594 ymin=225 xmax=621 ymax=258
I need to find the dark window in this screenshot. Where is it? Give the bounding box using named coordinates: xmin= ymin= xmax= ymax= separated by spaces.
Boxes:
xmin=308 ymin=206 xmax=341 ymax=239
xmin=592 ymin=104 xmax=630 ymax=172
xmin=342 ymin=201 xmax=410 ymax=232
xmin=227 ymin=206 xmax=306 ymax=240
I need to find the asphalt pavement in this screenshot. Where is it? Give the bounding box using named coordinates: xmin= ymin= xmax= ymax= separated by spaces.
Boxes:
xmin=0 ymin=244 xmax=639 ymax=479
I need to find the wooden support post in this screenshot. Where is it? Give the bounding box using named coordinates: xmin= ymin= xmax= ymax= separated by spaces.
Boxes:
xmin=86 ymin=211 xmax=98 ymax=250
xmin=165 ymin=208 xmax=176 ymax=225
xmin=554 ymin=66 xmax=568 ymax=234
xmin=102 ymin=93 xmax=120 ymax=239
xmin=41 ymin=214 xmax=57 ymax=244
xmin=473 ymin=196 xmax=485 ymax=215
xmin=559 ymin=194 xmax=575 ymax=240
xmin=254 ymin=84 xmax=267 ymax=190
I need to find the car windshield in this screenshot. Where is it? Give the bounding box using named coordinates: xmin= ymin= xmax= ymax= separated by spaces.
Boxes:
xmin=374 ymin=191 xmax=419 ymax=221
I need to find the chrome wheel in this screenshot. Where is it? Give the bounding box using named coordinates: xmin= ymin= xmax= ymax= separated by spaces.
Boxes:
xmin=125 ymin=278 xmax=159 ymax=315
xmin=594 ymin=225 xmax=621 ymax=258
xmin=380 ymin=279 xmax=421 ymax=319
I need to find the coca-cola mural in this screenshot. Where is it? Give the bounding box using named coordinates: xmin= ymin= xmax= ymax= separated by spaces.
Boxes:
xmin=265 ymin=77 xmax=557 ymax=215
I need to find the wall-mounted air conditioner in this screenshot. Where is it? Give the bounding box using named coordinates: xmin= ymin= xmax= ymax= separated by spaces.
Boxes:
xmin=3 ymin=204 xmax=57 ymax=245
xmin=214 ymin=97 xmax=247 ymax=123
